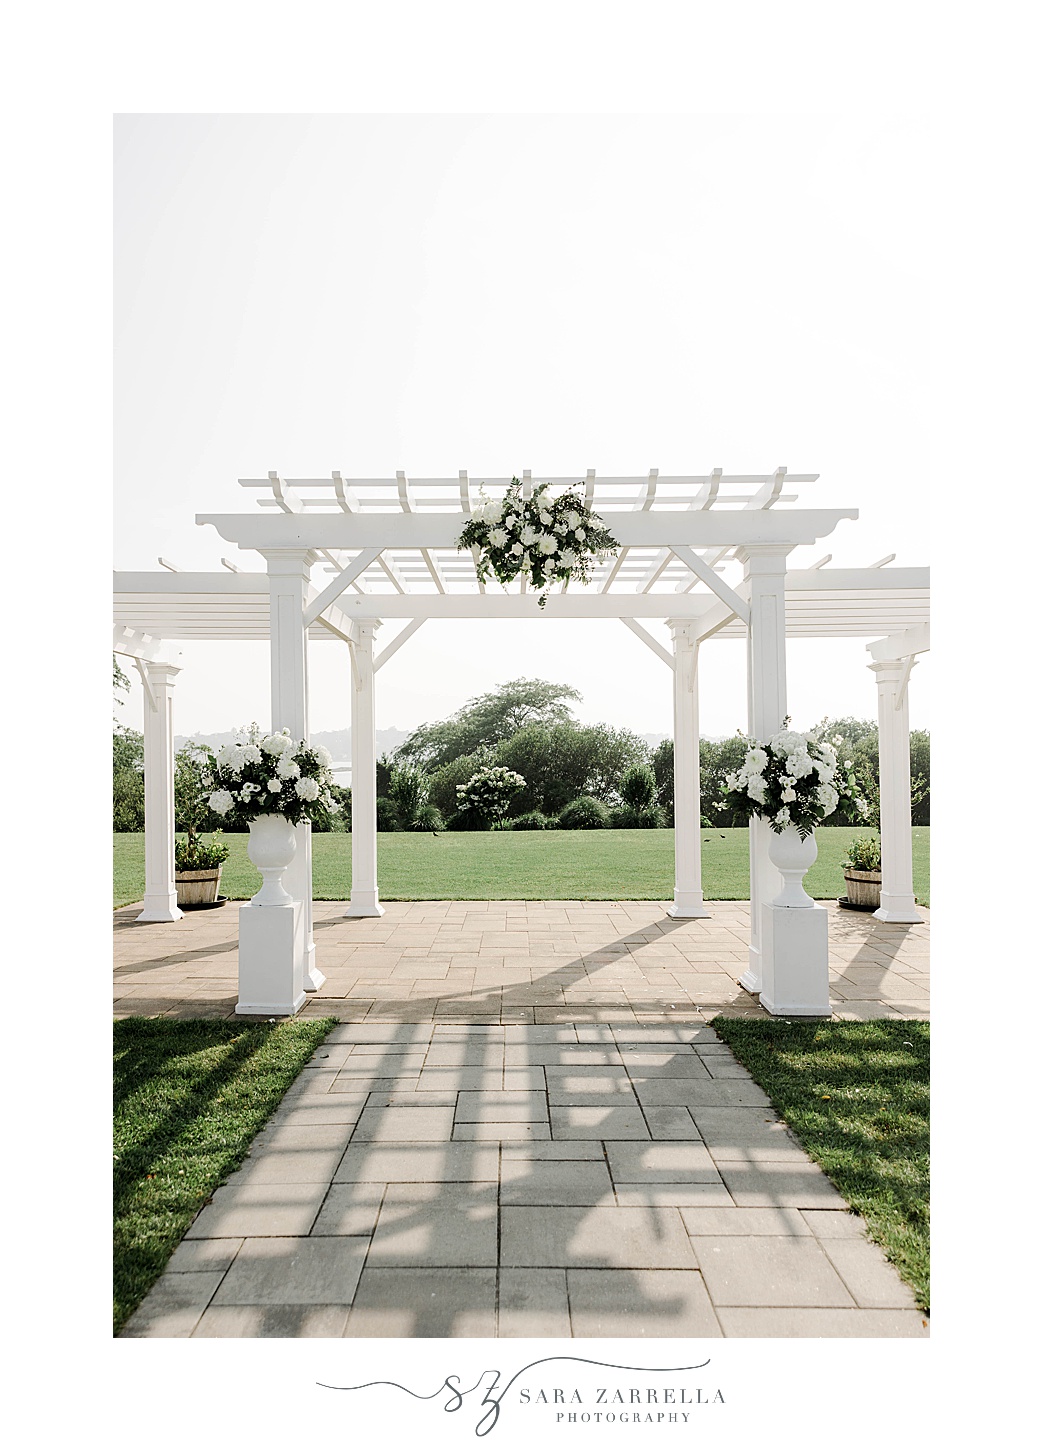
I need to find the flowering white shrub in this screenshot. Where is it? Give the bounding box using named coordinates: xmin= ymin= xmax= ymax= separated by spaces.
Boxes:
xmin=206 ymin=728 xmax=340 ymax=827
xmin=456 ymin=764 xmax=526 ymax=827
xmin=458 ymin=479 xmax=619 ymax=607
xmin=722 ymin=722 xmax=869 ymax=837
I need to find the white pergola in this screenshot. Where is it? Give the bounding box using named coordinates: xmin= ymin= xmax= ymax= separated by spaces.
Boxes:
xmin=114 ymin=468 xmax=929 ymax=1012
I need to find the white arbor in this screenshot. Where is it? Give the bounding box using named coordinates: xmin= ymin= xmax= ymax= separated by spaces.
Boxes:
xmin=114 ymin=468 xmax=929 ymax=1014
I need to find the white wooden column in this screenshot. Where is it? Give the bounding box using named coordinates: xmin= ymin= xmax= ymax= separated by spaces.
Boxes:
xmin=137 ymin=660 xmax=183 ymax=922
xmin=346 ymin=619 xmax=384 ymax=917
xmin=871 ymin=657 xmax=924 ymax=923
xmin=261 ymin=548 xmax=324 ymax=991
xmin=736 ymin=545 xmax=791 ymax=993
xmin=667 ymin=619 xmax=710 ymax=918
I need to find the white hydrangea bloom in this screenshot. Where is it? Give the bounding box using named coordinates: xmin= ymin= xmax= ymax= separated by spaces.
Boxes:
xmin=775 ymin=806 xmax=791 ymax=824
xmin=277 ymin=755 xmax=301 ymax=779
xmin=520 ymin=525 xmax=537 ymax=546
xmin=814 ymin=759 xmax=835 ymax=781
xmin=770 ymin=729 xmax=805 ymax=756
xmin=208 ymin=789 xmax=234 ymax=815
xmin=558 ymin=548 xmax=578 ymax=568
xmin=747 ymin=775 xmax=768 ymax=804
xmin=817 ymin=784 xmax=840 ymax=816
xmin=786 ymin=752 xmax=815 ymax=779
xmin=295 ymin=777 xmax=320 ymax=801
xmin=242 ymin=744 xmax=262 ymax=764
xmin=314 ymin=744 xmax=333 ymax=767
xmin=261 ymin=732 xmax=293 ymax=756
xmin=747 ymin=747 xmax=768 ymax=772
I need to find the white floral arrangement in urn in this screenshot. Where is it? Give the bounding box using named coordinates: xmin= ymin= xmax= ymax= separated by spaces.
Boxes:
xmin=722 ymin=722 xmax=869 ymax=837
xmin=458 ymin=478 xmax=620 ymax=607
xmin=206 ymin=730 xmax=340 ymax=827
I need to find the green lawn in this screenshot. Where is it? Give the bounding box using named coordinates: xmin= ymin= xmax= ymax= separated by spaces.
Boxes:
xmin=114 ymin=826 xmax=929 ymax=909
xmin=712 ymin=1017 xmax=930 ymax=1311
xmin=113 ymin=1015 xmax=336 ymax=1334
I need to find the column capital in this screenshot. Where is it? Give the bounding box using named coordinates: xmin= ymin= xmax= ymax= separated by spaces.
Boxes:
xmin=734 ymin=543 xmax=795 ymax=575
xmin=352 ymin=619 xmax=383 ymax=642
xmin=869 ymin=655 xmax=917 ymax=678
xmin=665 ymin=618 xmax=697 ymax=645
xmin=259 ymin=547 xmax=320 ymax=577
xmin=140 ymin=660 xmax=181 ymax=684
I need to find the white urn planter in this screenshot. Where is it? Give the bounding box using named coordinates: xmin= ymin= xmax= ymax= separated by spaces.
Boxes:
xmin=246 ymin=814 xmax=298 ymax=906
xmin=767 ymin=825 xmax=818 ymax=909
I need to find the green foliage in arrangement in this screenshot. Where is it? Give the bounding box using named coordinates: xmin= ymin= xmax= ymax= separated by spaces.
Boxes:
xmin=457 ymin=479 xmax=620 ymax=607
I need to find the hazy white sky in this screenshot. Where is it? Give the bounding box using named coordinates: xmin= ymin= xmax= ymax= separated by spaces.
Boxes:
xmin=114 ymin=114 xmax=930 ymax=741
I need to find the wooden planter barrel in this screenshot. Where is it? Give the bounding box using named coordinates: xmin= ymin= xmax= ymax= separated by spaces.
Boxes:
xmin=843 ymin=867 xmax=881 ymax=909
xmin=175 ymin=867 xmax=222 ymax=906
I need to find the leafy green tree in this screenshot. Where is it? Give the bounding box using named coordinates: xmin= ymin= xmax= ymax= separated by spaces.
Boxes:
xmin=650 ymin=738 xmax=674 ymax=821
xmin=428 ymin=751 xmax=489 ymax=820
xmin=389 ymin=764 xmax=436 ymax=831
xmin=699 ymin=735 xmax=751 ymax=826
xmin=620 ymin=763 xmax=657 ymax=811
xmin=495 ymin=722 xmax=648 ymax=815
xmin=396 ymin=679 xmax=582 ymax=771
xmin=113 ymin=726 xmax=145 ymax=830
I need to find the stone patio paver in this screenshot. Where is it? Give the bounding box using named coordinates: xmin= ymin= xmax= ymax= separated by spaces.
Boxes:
xmin=117 ymin=899 xmax=928 ymax=1339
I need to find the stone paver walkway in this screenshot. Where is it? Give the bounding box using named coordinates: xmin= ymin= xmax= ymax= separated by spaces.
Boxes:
xmin=116 ymin=899 xmax=929 ymax=1339
xmin=114 ymin=898 xmax=930 ymax=1022
xmin=122 ymin=1020 xmax=927 ymax=1338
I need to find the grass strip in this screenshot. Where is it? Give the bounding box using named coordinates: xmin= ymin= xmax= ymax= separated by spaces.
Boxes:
xmin=113 ymin=826 xmax=930 ymax=908
xmin=711 ymin=1017 xmax=930 ymax=1311
xmin=113 ymin=1014 xmax=336 ymax=1334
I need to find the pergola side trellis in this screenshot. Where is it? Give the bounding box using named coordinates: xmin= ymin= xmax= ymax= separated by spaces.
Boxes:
xmin=114 ymin=468 xmax=929 ymax=1017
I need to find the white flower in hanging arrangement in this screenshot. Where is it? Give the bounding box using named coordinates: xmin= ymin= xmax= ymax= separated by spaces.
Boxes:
xmin=457 ymin=477 xmax=620 ymax=608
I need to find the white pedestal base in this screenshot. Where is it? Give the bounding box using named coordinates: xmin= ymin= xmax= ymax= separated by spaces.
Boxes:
xmin=668 ymin=892 xmax=711 ymax=919
xmin=136 ymin=893 xmax=183 ymax=923
xmin=759 ymin=902 xmax=831 ymax=1017
xmin=740 ymin=951 xmax=763 ymax=994
xmin=236 ymin=900 xmax=306 ymax=1016
xmin=344 ymin=891 xmax=385 ymax=918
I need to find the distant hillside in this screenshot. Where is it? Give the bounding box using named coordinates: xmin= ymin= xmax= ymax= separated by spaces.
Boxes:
xmin=174 ymin=727 xmax=410 ymax=760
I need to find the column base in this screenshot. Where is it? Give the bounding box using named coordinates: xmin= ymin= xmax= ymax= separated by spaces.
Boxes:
xmin=344 ymin=892 xmax=385 ymax=918
xmin=302 ymin=941 xmax=325 ymax=992
xmin=235 ymin=993 xmax=307 ymax=1017
xmin=740 ymin=949 xmax=763 ymax=995
xmin=137 ymin=894 xmax=183 ymax=923
xmin=668 ymin=893 xmax=712 ymax=919
xmin=873 ymin=896 xmax=924 ymax=924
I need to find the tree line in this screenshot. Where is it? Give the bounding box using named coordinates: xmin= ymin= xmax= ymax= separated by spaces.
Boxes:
xmin=113 ymin=675 xmax=929 ymax=833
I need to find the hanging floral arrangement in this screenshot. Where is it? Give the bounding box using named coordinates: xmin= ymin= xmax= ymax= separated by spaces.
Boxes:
xmin=457 ymin=478 xmax=620 ymax=607
xmin=721 ymin=723 xmax=870 ymax=837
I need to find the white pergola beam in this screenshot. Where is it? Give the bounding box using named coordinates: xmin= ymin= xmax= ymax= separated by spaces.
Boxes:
xmin=866 ymin=622 xmax=930 ymax=662
xmin=196 ymin=508 xmax=858 ymax=551
xmin=670 ymin=545 xmax=751 ymax=624
xmin=374 ymin=619 xmax=425 ymax=672
xmin=620 ymin=619 xmax=674 ymax=670
xmin=303 ymin=548 xmax=381 ymax=626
